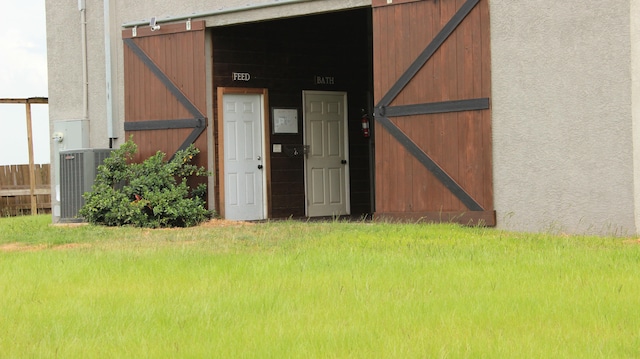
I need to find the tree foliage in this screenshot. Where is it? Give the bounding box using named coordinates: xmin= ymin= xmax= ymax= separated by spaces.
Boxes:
xmin=79 ymin=140 xmax=213 ymax=228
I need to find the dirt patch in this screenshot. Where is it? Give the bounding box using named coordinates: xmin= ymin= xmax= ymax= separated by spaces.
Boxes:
xmin=0 ymin=243 xmax=47 ymax=252
xmin=50 ymin=223 xmax=89 ymax=228
xmin=199 ymin=219 xmax=255 ymax=228
xmin=622 ymin=239 xmax=640 ymax=245
xmin=0 ymin=219 xmax=253 ymax=252
xmin=0 ymin=242 xmax=91 ymax=252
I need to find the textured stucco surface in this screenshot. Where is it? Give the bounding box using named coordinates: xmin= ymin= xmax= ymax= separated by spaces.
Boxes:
xmin=118 ymin=0 xmax=370 ymax=27
xmin=46 ymin=2 xmax=110 ymax=150
xmin=490 ymin=0 xmax=635 ymax=235
xmin=632 ymin=0 xmax=640 ymax=232
xmin=45 ymin=1 xmax=87 ymax=132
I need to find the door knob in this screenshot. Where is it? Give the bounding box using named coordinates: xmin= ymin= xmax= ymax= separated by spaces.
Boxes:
xmin=258 ymin=165 xmax=263 ymax=170
xmin=341 ymin=160 xmax=347 ymax=164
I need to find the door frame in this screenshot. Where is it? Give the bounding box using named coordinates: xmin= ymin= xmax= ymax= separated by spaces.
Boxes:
xmin=217 ymin=87 xmax=271 ymax=219
xmin=302 ymin=90 xmax=351 ymax=217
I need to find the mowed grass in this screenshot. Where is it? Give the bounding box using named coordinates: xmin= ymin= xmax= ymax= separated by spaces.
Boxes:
xmin=1 ymin=215 xmax=639 ymax=358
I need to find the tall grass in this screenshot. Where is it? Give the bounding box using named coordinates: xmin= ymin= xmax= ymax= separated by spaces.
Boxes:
xmin=1 ymin=215 xmax=639 ymax=358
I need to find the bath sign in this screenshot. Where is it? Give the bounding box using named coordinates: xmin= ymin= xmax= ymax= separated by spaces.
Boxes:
xmin=314 ymin=75 xmax=335 ymax=85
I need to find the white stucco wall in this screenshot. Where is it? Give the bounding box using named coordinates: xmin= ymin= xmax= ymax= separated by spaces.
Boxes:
xmin=45 ymin=1 xmax=88 ymax=133
xmin=118 ymin=0 xmax=370 ymax=27
xmin=490 ymin=0 xmax=636 ymax=235
xmin=632 ymin=0 xmax=640 ymax=233
xmin=46 ymin=1 xmax=110 ymax=150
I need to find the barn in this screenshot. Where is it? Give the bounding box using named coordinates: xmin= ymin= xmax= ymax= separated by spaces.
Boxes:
xmin=45 ymin=0 xmax=640 ymax=235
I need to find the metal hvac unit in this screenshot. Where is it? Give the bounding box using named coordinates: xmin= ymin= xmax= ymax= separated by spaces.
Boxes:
xmin=59 ymin=148 xmax=113 ymax=222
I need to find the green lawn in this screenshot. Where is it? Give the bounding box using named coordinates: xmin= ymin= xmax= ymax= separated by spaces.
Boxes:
xmin=1 ymin=215 xmax=639 ymax=358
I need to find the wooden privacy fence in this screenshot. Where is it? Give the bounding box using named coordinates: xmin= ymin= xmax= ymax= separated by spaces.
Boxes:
xmin=0 ymin=164 xmax=51 ymax=216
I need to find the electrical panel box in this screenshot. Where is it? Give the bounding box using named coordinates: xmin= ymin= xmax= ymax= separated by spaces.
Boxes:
xmin=59 ymin=148 xmax=112 ymax=223
xmin=53 ymin=119 xmax=90 ymax=152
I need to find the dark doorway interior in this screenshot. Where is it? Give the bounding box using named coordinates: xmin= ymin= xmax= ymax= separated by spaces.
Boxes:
xmin=212 ymin=8 xmax=374 ymax=218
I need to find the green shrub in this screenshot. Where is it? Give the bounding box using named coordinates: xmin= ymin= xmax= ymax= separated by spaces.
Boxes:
xmin=79 ymin=140 xmax=213 ymax=228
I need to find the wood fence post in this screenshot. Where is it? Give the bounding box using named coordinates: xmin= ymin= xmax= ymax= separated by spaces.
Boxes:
xmin=25 ymin=101 xmax=37 ymax=215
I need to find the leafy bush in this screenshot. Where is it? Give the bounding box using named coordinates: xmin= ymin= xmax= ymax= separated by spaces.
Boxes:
xmin=79 ymin=140 xmax=213 ymax=228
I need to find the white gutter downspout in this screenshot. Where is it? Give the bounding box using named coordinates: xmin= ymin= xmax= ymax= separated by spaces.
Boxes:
xmin=79 ymin=0 xmax=88 ymax=121
xmin=103 ymin=0 xmax=116 ymax=143
xmin=121 ymin=0 xmax=318 ymax=27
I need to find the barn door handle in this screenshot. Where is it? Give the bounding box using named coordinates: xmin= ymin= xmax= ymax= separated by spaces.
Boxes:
xmin=258 ymin=165 xmax=263 ymax=170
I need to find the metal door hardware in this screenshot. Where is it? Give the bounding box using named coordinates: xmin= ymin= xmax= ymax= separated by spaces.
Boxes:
xmin=282 ymin=145 xmax=310 ymax=158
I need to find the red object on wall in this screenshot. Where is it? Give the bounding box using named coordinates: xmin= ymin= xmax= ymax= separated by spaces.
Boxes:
xmin=361 ymin=113 xmax=370 ymax=138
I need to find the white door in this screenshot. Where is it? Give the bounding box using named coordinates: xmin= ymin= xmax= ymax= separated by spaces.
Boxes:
xmin=304 ymin=91 xmax=350 ymax=217
xmin=223 ymin=93 xmax=266 ymax=220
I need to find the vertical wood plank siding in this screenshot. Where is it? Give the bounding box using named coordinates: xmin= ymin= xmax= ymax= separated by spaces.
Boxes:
xmin=373 ymin=0 xmax=494 ymax=225
xmin=122 ymin=22 xmax=208 ymax=179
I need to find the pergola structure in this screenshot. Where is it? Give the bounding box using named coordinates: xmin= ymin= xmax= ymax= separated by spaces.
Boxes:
xmin=0 ymin=97 xmax=49 ymax=215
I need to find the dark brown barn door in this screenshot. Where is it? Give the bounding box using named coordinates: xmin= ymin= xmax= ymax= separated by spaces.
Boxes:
xmin=121 ymin=21 xmax=207 ymax=171
xmin=372 ymin=0 xmax=494 ymax=225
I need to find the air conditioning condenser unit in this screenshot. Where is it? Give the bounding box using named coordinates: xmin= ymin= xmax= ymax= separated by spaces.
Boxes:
xmin=59 ymin=148 xmax=112 ymax=223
